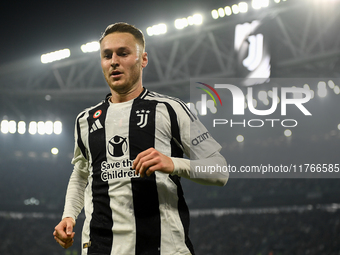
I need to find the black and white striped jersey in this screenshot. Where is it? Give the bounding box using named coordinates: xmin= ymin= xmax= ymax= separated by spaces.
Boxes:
xmin=66 ymin=88 xmax=224 ymax=255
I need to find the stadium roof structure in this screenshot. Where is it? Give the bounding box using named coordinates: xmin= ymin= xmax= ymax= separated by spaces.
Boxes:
xmin=0 ymin=0 xmax=339 ymax=119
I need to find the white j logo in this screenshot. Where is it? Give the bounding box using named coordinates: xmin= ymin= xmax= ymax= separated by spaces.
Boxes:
xmin=136 ymin=110 xmax=150 ymax=128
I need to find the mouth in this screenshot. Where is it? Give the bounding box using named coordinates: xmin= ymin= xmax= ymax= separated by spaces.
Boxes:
xmin=110 ymin=70 xmax=123 ymax=78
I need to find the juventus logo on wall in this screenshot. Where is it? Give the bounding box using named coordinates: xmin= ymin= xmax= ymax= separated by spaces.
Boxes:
xmin=136 ymin=110 xmax=150 ymax=128
xmin=234 ymin=20 xmax=271 ymax=86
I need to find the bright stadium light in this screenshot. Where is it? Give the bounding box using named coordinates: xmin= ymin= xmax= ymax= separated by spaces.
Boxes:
xmin=225 ymin=6 xmax=232 ymax=16
xmin=175 ymin=14 xmax=202 ymax=30
xmin=232 ymin=4 xmax=240 ymax=14
xmin=328 ymin=80 xmax=335 ymax=89
xmin=211 ymin=9 xmax=219 ymax=19
xmin=317 ymin=81 xmax=327 ymax=98
xmin=236 ymin=135 xmax=244 ymax=143
xmin=175 ymin=18 xmax=188 ymax=29
xmin=284 ymin=129 xmax=292 ymax=137
xmin=334 ymin=85 xmax=340 ymax=95
xmin=41 ymin=49 xmax=71 ymax=64
xmin=218 ymin=7 xmax=225 ymax=17
xmin=192 ymin=14 xmax=203 ymax=25
xmin=239 ymin=2 xmax=249 ymax=13
xmin=51 ymin=147 xmax=59 ymax=155
xmin=29 ymin=121 xmax=37 ymax=135
xmin=18 ymin=121 xmax=26 ymax=134
xmin=8 ymin=120 xmax=16 ymax=134
xmin=268 ymin=90 xmax=273 ymax=98
xmin=258 ymin=91 xmax=267 ymax=101
xmin=146 ymin=23 xmax=167 ymax=36
xmin=1 ymin=120 xmax=9 ymax=134
xmin=252 ymin=0 xmax=269 ymax=9
xmin=37 ymin=121 xmax=45 ymax=135
xmin=45 ymin=121 xmax=53 ymax=135
xmin=81 ymin=41 xmax=100 ymax=53
xmin=338 ymin=124 xmax=340 ymax=131
xmin=54 ymin=121 xmax=62 ymax=135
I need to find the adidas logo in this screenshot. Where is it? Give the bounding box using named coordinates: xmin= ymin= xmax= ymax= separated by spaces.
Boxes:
xmin=90 ymin=119 xmax=103 ymax=133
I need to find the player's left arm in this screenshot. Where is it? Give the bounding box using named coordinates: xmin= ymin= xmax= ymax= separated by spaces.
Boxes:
xmin=132 ymin=147 xmax=228 ymax=186
xmin=132 ymin=147 xmax=174 ymax=178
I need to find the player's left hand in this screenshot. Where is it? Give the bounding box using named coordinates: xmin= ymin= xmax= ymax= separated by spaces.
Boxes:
xmin=132 ymin=148 xmax=174 ymax=177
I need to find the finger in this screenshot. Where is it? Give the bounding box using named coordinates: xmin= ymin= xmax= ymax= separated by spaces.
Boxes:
xmin=138 ymin=157 xmax=160 ymax=177
xmin=134 ymin=151 xmax=158 ymax=175
xmin=132 ymin=148 xmax=154 ymax=170
xmin=54 ymin=227 xmax=75 ymax=242
xmin=66 ymin=221 xmax=74 ymax=235
xmin=54 ymin=235 xmax=74 ymax=249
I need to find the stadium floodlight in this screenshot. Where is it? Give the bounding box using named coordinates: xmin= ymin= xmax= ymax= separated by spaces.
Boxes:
xmin=175 ymin=18 xmax=188 ymax=29
xmin=252 ymin=0 xmax=269 ymax=9
xmin=236 ymin=135 xmax=244 ymax=143
xmin=45 ymin=121 xmax=53 ymax=135
xmin=338 ymin=124 xmax=340 ymax=131
xmin=328 ymin=80 xmax=335 ymax=89
xmin=268 ymin=90 xmax=273 ymax=98
xmin=51 ymin=147 xmax=59 ymax=155
xmin=274 ymin=0 xmax=281 ymax=3
xmin=334 ymin=85 xmax=340 ymax=95
xmin=41 ymin=49 xmax=71 ymax=64
xmin=29 ymin=121 xmax=37 ymax=135
xmin=192 ymin=14 xmax=203 ymax=25
xmin=317 ymin=81 xmax=327 ymax=98
xmin=146 ymin=23 xmax=167 ymax=36
xmin=175 ymin=14 xmax=202 ymax=30
xmin=81 ymin=41 xmax=100 ymax=53
xmin=18 ymin=121 xmax=26 ymax=134
xmin=303 ymin=84 xmax=310 ymax=90
xmin=239 ymin=2 xmax=249 ymax=13
xmin=37 ymin=121 xmax=45 ymax=135
xmin=225 ymin=6 xmax=232 ymax=16
xmin=232 ymin=4 xmax=240 ymax=14
xmin=54 ymin=121 xmax=62 ymax=135
xmin=1 ymin=120 xmax=9 ymax=134
xmin=284 ymin=129 xmax=292 ymax=137
xmin=8 ymin=120 xmax=16 ymax=134
xmin=211 ymin=9 xmax=219 ymax=19
xmin=187 ymin=16 xmax=195 ymax=26
xmin=218 ymin=7 xmax=225 ymax=17
xmin=258 ymin=90 xmax=267 ymax=101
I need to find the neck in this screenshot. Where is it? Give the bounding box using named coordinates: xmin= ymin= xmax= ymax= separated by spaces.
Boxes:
xmin=109 ymin=85 xmax=144 ymax=103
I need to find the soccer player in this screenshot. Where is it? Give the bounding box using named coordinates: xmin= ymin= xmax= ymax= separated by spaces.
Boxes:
xmin=53 ymin=22 xmax=228 ymax=255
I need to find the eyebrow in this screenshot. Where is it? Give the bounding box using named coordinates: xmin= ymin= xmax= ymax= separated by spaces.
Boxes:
xmin=101 ymin=47 xmax=131 ymax=53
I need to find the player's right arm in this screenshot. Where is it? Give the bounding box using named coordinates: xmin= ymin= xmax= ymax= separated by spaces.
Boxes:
xmin=53 ymin=167 xmax=88 ymax=248
xmin=54 ymin=112 xmax=89 ymax=249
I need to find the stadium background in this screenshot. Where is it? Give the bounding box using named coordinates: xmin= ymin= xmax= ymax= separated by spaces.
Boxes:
xmin=1 ymin=0 xmax=340 ymax=254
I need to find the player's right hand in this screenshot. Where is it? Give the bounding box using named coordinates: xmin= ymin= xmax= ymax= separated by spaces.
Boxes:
xmin=53 ymin=217 xmax=76 ymax=249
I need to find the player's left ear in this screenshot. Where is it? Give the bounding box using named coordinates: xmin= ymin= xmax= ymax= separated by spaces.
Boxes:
xmin=141 ymin=52 xmax=148 ymax=68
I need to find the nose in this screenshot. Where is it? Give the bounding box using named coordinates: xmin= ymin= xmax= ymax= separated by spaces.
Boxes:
xmin=111 ymin=54 xmax=119 ymax=68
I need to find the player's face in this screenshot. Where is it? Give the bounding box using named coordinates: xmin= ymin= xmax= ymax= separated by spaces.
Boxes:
xmin=100 ymin=32 xmax=148 ymax=96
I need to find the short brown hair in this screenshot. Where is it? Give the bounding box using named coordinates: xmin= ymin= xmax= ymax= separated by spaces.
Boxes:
xmin=99 ymin=22 xmax=145 ymax=50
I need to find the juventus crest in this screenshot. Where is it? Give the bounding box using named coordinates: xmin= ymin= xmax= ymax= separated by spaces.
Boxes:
xmin=136 ymin=110 xmax=150 ymax=128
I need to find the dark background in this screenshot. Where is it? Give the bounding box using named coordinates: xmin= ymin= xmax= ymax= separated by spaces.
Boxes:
xmin=1 ymin=0 xmax=340 ymax=254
